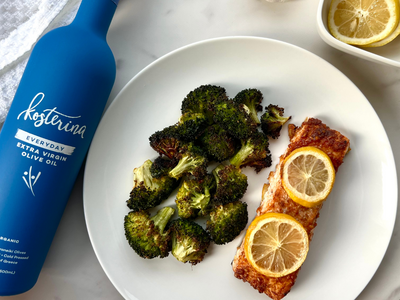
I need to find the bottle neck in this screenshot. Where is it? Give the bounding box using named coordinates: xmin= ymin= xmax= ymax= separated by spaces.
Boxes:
xmin=72 ymin=0 xmax=118 ymax=38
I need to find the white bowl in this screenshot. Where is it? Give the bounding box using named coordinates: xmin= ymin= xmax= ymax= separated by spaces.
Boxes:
xmin=317 ymin=0 xmax=400 ymax=67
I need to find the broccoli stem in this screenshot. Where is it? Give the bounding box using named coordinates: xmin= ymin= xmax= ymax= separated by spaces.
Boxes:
xmin=172 ymin=238 xmax=191 ymax=263
xmin=151 ymin=207 xmax=175 ymax=233
xmin=248 ymin=110 xmax=259 ymax=125
xmin=133 ymin=160 xmax=160 ymax=190
xmin=229 ymin=141 xmax=253 ymax=167
xmin=169 ymin=156 xmax=191 ymax=179
xmin=191 ymin=188 xmax=211 ymax=211
xmin=172 ymin=234 xmax=200 ymax=263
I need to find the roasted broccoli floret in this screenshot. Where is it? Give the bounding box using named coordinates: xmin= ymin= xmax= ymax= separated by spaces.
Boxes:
xmin=149 ymin=125 xmax=183 ymax=159
xmin=150 ymin=156 xmax=177 ymax=178
xmin=170 ymin=218 xmax=211 ymax=265
xmin=198 ymin=124 xmax=239 ymax=162
xmin=176 ymin=112 xmax=208 ymax=141
xmin=124 ymin=207 xmax=175 ymax=259
xmin=212 ymin=164 xmax=248 ymax=205
xmin=181 ymin=84 xmax=228 ymax=123
xmin=213 ymin=99 xmax=257 ymax=140
xmin=233 ymin=88 xmax=263 ymax=125
xmin=169 ymin=143 xmax=208 ymax=179
xmin=229 ymin=131 xmax=272 ymax=173
xmin=175 ymin=174 xmax=216 ymax=219
xmin=260 ymin=104 xmax=291 ymax=139
xmin=127 ymin=160 xmax=179 ymax=211
xmin=206 ymin=201 xmax=248 ymax=245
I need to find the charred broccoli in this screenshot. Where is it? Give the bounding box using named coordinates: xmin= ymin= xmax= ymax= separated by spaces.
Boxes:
xmin=233 ymin=88 xmax=263 ymax=125
xmin=260 ymin=104 xmax=291 ymax=139
xmin=170 ymin=218 xmax=211 ymax=265
xmin=150 ymin=156 xmax=177 ymax=178
xmin=176 ymin=112 xmax=208 ymax=141
xmin=127 ymin=159 xmax=179 ymax=212
xmin=212 ymin=164 xmax=248 ymax=205
xmin=175 ymin=174 xmax=216 ymax=219
xmin=181 ymin=84 xmax=228 ymax=123
xmin=169 ymin=143 xmax=208 ymax=179
xmin=206 ymin=201 xmax=248 ymax=245
xmin=124 ymin=206 xmax=175 ymax=259
xmin=197 ymin=124 xmax=239 ymax=162
xmin=229 ymin=131 xmax=272 ymax=173
xmin=213 ymin=99 xmax=257 ymax=140
xmin=149 ymin=125 xmax=183 ymax=160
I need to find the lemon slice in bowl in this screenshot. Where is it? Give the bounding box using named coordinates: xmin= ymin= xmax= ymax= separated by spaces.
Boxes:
xmin=244 ymin=213 xmax=309 ymax=278
xmin=282 ymin=147 xmax=335 ymax=208
xmin=363 ymin=15 xmax=400 ymax=47
xmin=328 ymin=0 xmax=400 ymax=45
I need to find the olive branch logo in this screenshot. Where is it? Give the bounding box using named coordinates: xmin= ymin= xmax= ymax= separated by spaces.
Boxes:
xmin=22 ymin=166 xmax=41 ymax=196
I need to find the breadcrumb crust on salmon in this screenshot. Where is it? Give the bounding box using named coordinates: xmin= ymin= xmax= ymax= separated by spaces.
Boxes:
xmin=232 ymin=118 xmax=350 ymax=300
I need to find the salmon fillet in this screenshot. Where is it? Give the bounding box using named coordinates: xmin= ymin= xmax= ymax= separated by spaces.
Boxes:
xmin=232 ymin=118 xmax=350 ymax=300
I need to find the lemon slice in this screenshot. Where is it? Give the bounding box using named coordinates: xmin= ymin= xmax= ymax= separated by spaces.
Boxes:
xmin=244 ymin=213 xmax=309 ymax=277
xmin=282 ymin=147 xmax=335 ymax=208
xmin=328 ymin=0 xmax=400 ymax=45
xmin=363 ymin=14 xmax=400 ymax=46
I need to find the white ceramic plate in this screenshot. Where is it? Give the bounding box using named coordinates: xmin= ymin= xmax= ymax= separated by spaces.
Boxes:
xmin=83 ymin=37 xmax=397 ymax=300
xmin=317 ymin=0 xmax=400 ymax=67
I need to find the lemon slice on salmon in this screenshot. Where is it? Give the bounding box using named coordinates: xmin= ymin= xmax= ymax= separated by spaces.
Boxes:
xmin=282 ymin=147 xmax=335 ymax=208
xmin=244 ymin=213 xmax=309 ymax=277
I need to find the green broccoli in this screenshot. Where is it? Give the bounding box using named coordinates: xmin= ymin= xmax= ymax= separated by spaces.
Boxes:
xmin=181 ymin=84 xmax=228 ymax=123
xmin=175 ymin=174 xmax=216 ymax=219
xmin=229 ymin=131 xmax=272 ymax=173
xmin=170 ymin=218 xmax=211 ymax=265
xmin=212 ymin=164 xmax=248 ymax=205
xmin=206 ymin=201 xmax=248 ymax=245
xmin=213 ymin=99 xmax=257 ymax=140
xmin=260 ymin=104 xmax=291 ymax=139
xmin=149 ymin=125 xmax=183 ymax=159
xmin=127 ymin=159 xmax=179 ymax=212
xmin=197 ymin=124 xmax=239 ymax=162
xmin=176 ymin=112 xmax=208 ymax=141
xmin=169 ymin=143 xmax=208 ymax=179
xmin=233 ymin=88 xmax=263 ymax=125
xmin=150 ymin=156 xmax=177 ymax=179
xmin=124 ymin=206 xmax=175 ymax=259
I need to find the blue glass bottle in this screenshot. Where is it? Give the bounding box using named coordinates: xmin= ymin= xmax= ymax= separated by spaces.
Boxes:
xmin=0 ymin=0 xmax=118 ymax=295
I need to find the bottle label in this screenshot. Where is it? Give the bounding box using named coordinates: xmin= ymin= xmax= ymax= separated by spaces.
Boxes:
xmin=9 ymin=92 xmax=86 ymax=196
xmin=17 ymin=92 xmax=87 ymax=139
xmin=15 ymin=129 xmax=75 ymax=155
xmin=14 ymin=128 xmax=74 ymax=196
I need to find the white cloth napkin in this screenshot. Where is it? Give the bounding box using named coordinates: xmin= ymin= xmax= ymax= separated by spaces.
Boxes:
xmin=0 ymin=0 xmax=82 ymax=127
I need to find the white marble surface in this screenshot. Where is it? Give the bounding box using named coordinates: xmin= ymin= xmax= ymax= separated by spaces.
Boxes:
xmin=2 ymin=0 xmax=400 ymax=299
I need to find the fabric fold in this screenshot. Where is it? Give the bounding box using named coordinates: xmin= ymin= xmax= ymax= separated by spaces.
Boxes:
xmin=0 ymin=0 xmax=81 ymax=125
